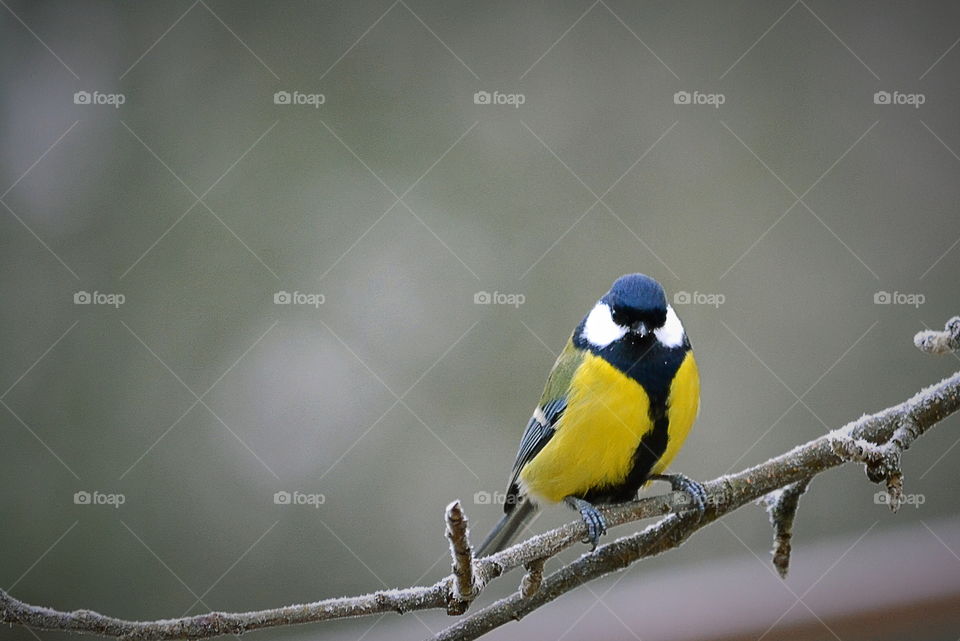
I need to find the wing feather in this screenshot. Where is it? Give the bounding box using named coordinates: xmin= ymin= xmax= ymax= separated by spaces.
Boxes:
xmin=504 ymin=339 xmax=584 ymax=504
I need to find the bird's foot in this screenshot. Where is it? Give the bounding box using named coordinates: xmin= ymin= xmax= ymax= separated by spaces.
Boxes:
xmin=564 ymin=497 xmax=607 ymax=550
xmin=651 ymin=473 xmax=707 ymax=520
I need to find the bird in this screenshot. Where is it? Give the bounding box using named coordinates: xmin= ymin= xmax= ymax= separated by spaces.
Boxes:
xmin=476 ymin=273 xmax=703 ymax=556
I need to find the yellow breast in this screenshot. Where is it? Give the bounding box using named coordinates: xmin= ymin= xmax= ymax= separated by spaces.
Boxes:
xmin=519 ymin=351 xmax=700 ymax=504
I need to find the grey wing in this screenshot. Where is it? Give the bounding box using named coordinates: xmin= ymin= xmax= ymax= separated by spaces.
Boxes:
xmin=504 ymin=398 xmax=567 ymax=504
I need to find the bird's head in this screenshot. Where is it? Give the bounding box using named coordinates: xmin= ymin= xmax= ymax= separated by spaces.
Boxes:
xmin=578 ymin=273 xmax=685 ymax=349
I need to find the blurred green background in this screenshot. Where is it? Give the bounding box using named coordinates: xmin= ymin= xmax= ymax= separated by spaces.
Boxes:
xmin=2 ymin=2 xmax=960 ymax=640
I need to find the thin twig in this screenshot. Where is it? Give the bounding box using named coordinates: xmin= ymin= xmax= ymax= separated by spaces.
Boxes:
xmin=519 ymin=558 xmax=545 ymax=598
xmin=761 ymin=478 xmax=812 ymax=578
xmin=915 ymin=315 xmax=960 ymax=354
xmin=445 ymin=500 xmax=476 ymax=614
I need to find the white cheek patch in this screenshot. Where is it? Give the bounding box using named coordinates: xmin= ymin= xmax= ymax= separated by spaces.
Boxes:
xmin=655 ymin=305 xmax=685 ymax=348
xmin=583 ymin=303 xmax=628 ymax=348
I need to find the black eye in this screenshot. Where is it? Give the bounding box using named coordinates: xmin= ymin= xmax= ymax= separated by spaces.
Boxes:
xmin=610 ymin=307 xmax=632 ymax=327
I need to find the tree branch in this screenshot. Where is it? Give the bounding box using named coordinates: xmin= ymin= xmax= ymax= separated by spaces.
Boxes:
xmin=2 ymin=317 xmax=959 ymax=641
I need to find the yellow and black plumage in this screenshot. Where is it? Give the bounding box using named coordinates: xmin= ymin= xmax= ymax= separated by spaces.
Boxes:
xmin=477 ymin=273 xmax=701 ymax=556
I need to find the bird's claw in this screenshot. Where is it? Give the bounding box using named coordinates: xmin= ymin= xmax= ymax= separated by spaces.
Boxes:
xmin=566 ymin=497 xmax=607 ymax=550
xmin=652 ymin=473 xmax=707 ymax=520
xmin=580 ymin=505 xmax=607 ymax=549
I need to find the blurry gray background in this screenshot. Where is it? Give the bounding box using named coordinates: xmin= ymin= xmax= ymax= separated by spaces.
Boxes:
xmin=2 ymin=2 xmax=960 ymax=640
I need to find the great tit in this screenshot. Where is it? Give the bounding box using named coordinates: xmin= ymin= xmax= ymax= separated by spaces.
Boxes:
xmin=477 ymin=273 xmax=703 ymax=556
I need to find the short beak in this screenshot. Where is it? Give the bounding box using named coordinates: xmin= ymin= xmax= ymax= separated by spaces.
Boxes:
xmin=629 ymin=320 xmax=648 ymax=336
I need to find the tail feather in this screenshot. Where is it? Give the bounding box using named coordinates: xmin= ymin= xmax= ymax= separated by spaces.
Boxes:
xmin=475 ymin=499 xmax=536 ymax=557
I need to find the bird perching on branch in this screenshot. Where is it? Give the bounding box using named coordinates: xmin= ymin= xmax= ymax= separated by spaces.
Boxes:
xmin=477 ymin=273 xmax=704 ymax=555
